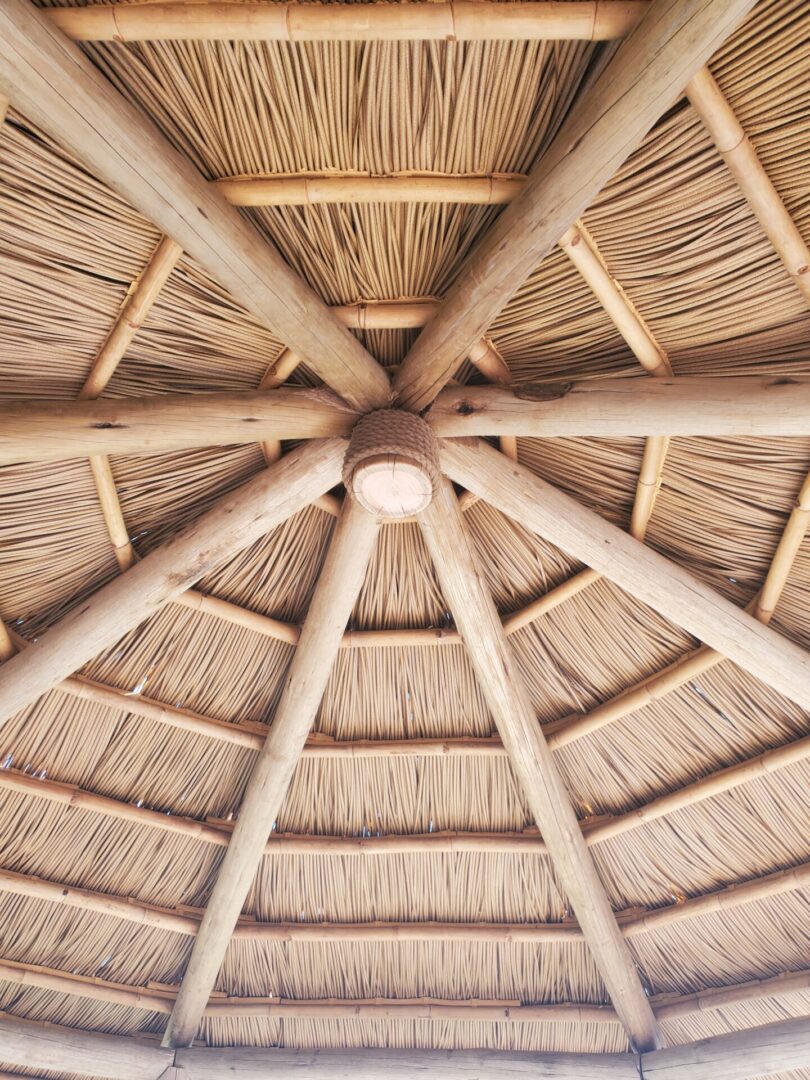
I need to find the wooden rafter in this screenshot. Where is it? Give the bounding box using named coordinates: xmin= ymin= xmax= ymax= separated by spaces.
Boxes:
xmin=0 ymin=439 xmax=346 ymax=725
xmin=417 ymin=477 xmax=662 ymax=1051
xmin=4 ymin=376 xmax=810 ymax=466
xmin=0 ymin=0 xmax=390 ymax=412
xmin=163 ymin=496 xmax=380 ymax=1048
xmin=393 ymin=0 xmax=758 ymax=411
xmin=441 ymin=438 xmax=810 ymax=710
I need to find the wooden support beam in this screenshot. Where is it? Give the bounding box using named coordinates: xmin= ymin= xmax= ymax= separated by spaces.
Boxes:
xmin=0 ymin=388 xmax=359 ymax=466
xmin=654 ymin=969 xmax=810 ymax=1023
xmin=177 ymin=1047 xmax=637 ymax=1080
xmin=643 ymin=1017 xmax=810 ymax=1080
xmin=163 ymin=496 xmax=380 ymax=1049
xmin=418 ymin=479 xmax=661 ymax=1051
xmin=0 ymin=1010 xmax=172 ymax=1080
xmin=440 ymin=439 xmax=810 ymax=710
xmin=0 ymin=0 xmax=389 ymax=413
xmin=393 ymin=0 xmax=757 ymax=410
xmin=0 ymin=438 xmax=346 ymax=725
xmin=687 ymin=67 xmax=810 ymax=304
xmin=47 ymin=2 xmax=648 ymax=43
xmin=428 ymin=377 xmax=810 ymax=439
xmin=8 ymin=374 xmax=808 ymax=468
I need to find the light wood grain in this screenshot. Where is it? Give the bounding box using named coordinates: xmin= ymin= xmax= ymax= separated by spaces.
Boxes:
xmin=440 ymin=438 xmax=810 ymax=710
xmin=393 ymin=0 xmax=757 ymax=410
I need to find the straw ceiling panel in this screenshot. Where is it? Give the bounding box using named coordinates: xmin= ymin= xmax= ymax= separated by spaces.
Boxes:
xmin=0 ymin=0 xmax=809 ymax=1068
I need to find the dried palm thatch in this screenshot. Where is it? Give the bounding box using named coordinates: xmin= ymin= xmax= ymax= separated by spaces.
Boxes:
xmin=0 ymin=0 xmax=809 ymax=1075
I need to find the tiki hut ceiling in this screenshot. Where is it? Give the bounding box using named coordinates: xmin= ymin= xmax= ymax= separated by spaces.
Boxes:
xmin=0 ymin=0 xmax=808 ymax=1077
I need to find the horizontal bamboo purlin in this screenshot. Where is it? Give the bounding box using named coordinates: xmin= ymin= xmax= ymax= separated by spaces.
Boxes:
xmin=2 ymin=0 xmax=810 ymax=1063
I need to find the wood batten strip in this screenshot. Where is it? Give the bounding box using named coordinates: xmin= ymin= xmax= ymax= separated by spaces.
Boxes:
xmin=0 ymin=956 xmax=807 ymax=1031
xmin=418 ymin=478 xmax=661 ymax=1051
xmin=47 ymin=2 xmax=648 ymax=43
xmin=441 ymin=439 xmax=810 ymax=711
xmin=688 ymin=66 xmax=810 ymax=303
xmin=79 ymin=237 xmax=183 ymax=402
xmin=393 ymin=0 xmax=758 ymax=411
xmin=216 ymin=174 xmax=524 ymax=207
xmin=3 ymin=727 xmax=807 ymax=856
xmin=163 ymin=497 xmax=380 ymax=1049
xmin=80 ymin=236 xmax=182 ymax=570
xmin=0 ymin=0 xmax=390 ymax=412
xmin=0 ymin=439 xmax=346 ymax=725
xmin=1 ymin=859 xmax=807 ymax=944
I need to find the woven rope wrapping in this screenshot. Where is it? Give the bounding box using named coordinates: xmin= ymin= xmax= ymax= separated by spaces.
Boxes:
xmin=343 ymin=410 xmax=441 ymax=496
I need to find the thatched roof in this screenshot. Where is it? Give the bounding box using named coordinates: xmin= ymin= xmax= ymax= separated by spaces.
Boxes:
xmin=0 ymin=0 xmax=808 ymax=1076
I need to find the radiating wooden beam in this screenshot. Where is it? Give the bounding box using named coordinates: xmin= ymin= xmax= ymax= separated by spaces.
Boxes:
xmin=8 ymin=374 xmax=807 ymax=468
xmin=428 ymin=376 xmax=810 ymax=439
xmin=0 ymin=388 xmax=359 ymax=466
xmin=0 ymin=438 xmax=345 ymax=725
xmin=47 ymin=1 xmax=648 ymax=43
xmin=163 ymin=496 xmax=380 ymax=1048
xmin=418 ymin=478 xmax=661 ymax=1051
xmin=644 ymin=1017 xmax=810 ymax=1080
xmin=0 ymin=0 xmax=389 ymax=412
xmin=687 ymin=67 xmax=810 ymax=304
xmin=440 ymin=438 xmax=810 ymax=710
xmin=393 ymin=0 xmax=757 ymax=410
xmin=0 ymin=1010 xmax=172 ymax=1080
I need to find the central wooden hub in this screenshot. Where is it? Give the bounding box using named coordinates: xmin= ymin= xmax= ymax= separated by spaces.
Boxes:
xmin=343 ymin=410 xmax=440 ymax=519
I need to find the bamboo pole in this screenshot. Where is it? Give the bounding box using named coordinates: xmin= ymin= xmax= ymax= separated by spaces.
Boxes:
xmin=1 ymin=858 xmax=807 ymax=946
xmin=0 ymin=0 xmax=390 ymax=413
xmin=0 ymin=438 xmax=346 ymax=725
xmin=393 ymin=0 xmax=758 ymax=411
xmin=0 ymin=955 xmax=806 ymax=1031
xmin=418 ymin=477 xmax=662 ymax=1051
xmin=4 ymin=727 xmax=807 ymax=859
xmin=756 ymin=473 xmax=810 ymax=622
xmin=687 ymin=66 xmax=810 ymax=304
xmin=216 ymin=174 xmax=524 ymax=207
xmin=440 ymin=439 xmax=810 ymax=711
xmin=46 ymin=2 xmax=649 ymax=43
xmin=163 ymin=496 xmax=380 ymax=1049
xmin=88 ymin=454 xmax=136 ymax=571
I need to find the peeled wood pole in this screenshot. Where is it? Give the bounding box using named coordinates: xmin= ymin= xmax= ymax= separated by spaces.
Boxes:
xmin=0 ymin=0 xmax=389 ymax=413
xmin=163 ymin=495 xmax=380 ymax=1049
xmin=0 ymin=388 xmax=359 ymax=466
xmin=393 ymin=0 xmax=757 ymax=410
xmin=418 ymin=478 xmax=661 ymax=1052
xmin=441 ymin=438 xmax=810 ymax=711
xmin=427 ymin=377 xmax=810 ymax=438
xmin=642 ymin=1017 xmax=810 ymax=1080
xmin=0 ymin=1011 xmax=172 ymax=1080
xmin=688 ymin=67 xmax=810 ymax=304
xmin=47 ymin=1 xmax=648 ymax=43
xmin=0 ymin=438 xmax=346 ymax=725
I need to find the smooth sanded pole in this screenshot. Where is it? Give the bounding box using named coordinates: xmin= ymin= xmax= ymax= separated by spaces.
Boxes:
xmin=0 ymin=388 xmax=359 ymax=465
xmin=427 ymin=376 xmax=810 ymax=439
xmin=418 ymin=478 xmax=662 ymax=1052
xmin=0 ymin=439 xmax=346 ymax=725
xmin=393 ymin=0 xmax=758 ymax=410
xmin=440 ymin=438 xmax=810 ymax=710
xmin=163 ymin=495 xmax=380 ymax=1048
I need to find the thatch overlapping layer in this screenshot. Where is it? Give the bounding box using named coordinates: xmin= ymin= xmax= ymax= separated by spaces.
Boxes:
xmin=0 ymin=0 xmax=809 ymax=1074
